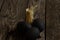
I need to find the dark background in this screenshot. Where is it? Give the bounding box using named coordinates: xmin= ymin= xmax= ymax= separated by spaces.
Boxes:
xmin=0 ymin=0 xmax=60 ymax=40
xmin=46 ymin=0 xmax=60 ymax=40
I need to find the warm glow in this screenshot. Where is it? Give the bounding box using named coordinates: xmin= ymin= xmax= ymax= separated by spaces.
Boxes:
xmin=26 ymin=5 xmax=38 ymax=23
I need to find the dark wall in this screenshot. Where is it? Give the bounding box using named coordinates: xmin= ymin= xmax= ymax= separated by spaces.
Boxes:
xmin=0 ymin=0 xmax=28 ymax=40
xmin=46 ymin=0 xmax=60 ymax=40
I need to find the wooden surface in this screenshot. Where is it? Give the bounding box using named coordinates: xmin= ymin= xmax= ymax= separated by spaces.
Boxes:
xmin=46 ymin=0 xmax=60 ymax=40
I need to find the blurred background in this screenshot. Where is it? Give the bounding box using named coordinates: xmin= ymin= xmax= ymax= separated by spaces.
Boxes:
xmin=46 ymin=0 xmax=60 ymax=40
xmin=1 ymin=0 xmax=60 ymax=40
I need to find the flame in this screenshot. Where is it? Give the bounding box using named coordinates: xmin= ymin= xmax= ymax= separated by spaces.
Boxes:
xmin=26 ymin=5 xmax=37 ymax=23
